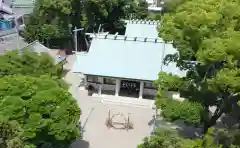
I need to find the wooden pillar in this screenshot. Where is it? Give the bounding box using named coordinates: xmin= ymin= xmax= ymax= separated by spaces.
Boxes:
xmin=139 ymin=81 xmax=144 ymax=99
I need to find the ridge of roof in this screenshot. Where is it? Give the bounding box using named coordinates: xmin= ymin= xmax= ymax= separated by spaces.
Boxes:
xmin=90 ymin=34 xmax=164 ymax=43
xmin=124 ymin=19 xmax=160 ymax=25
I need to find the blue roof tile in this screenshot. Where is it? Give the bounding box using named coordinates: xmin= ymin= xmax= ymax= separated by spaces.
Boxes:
xmin=72 ymin=34 xmax=186 ymax=81
xmin=125 ymin=20 xmax=160 ymax=38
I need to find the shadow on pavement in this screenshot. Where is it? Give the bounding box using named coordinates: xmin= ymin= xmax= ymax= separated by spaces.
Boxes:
xmin=70 ymin=139 xmax=90 ymax=148
xmin=154 ymin=118 xmax=202 ymax=139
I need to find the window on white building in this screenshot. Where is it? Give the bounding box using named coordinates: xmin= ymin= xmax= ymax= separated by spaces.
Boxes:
xmin=103 ymin=78 xmax=116 ymax=85
xmin=87 ymin=75 xmax=98 ymax=83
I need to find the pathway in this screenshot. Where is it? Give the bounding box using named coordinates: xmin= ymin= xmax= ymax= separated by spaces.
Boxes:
xmin=64 ymin=55 xmax=155 ymax=148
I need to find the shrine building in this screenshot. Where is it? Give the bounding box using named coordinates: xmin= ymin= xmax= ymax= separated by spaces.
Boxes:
xmin=72 ymin=20 xmax=186 ymax=99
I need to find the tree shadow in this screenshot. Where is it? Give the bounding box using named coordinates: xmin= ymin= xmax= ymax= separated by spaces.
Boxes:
xmin=215 ymin=114 xmax=240 ymax=129
xmin=62 ymin=68 xmax=70 ymax=77
xmin=154 ymin=118 xmax=203 ymax=139
xmin=153 ymin=114 xmax=240 ymax=140
xmin=148 ymin=115 xmax=155 ymax=126
xmin=151 ymin=104 xmax=240 ymax=140
xmin=70 ymin=139 xmax=90 ymax=148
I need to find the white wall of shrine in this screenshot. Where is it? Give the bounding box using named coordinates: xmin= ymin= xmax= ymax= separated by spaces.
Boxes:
xmin=83 ymin=75 xmax=183 ymax=100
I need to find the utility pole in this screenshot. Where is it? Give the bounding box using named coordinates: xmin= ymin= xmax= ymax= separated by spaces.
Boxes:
xmin=11 ymin=5 xmax=20 ymax=50
xmin=15 ymin=19 xmax=20 ymax=50
xmin=97 ymin=24 xmax=102 ymax=33
xmin=73 ymin=27 xmax=84 ymax=53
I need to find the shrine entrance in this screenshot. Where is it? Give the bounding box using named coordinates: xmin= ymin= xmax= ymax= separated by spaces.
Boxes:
xmin=119 ymin=80 xmax=140 ymax=98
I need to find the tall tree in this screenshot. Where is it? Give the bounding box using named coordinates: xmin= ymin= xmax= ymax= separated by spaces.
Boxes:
xmin=23 ymin=0 xmax=73 ymax=42
xmin=131 ymin=0 xmax=149 ymax=20
xmin=157 ymin=0 xmax=240 ymax=134
xmin=0 ymin=75 xmax=81 ymax=147
xmin=23 ymin=0 xmax=148 ymax=42
xmin=82 ymin=0 xmax=139 ymax=34
xmin=162 ymin=0 xmax=186 ymax=13
xmin=84 ymin=0 xmax=150 ymax=33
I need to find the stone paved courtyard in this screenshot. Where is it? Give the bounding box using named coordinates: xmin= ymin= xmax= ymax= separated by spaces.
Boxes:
xmin=64 ymin=55 xmax=155 ymax=148
xmin=82 ymin=103 xmax=154 ymax=148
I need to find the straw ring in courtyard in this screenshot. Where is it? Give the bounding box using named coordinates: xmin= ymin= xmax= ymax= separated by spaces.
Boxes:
xmin=110 ymin=113 xmax=127 ymax=129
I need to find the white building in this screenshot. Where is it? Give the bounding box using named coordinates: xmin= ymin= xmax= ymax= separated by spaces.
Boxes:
xmin=0 ymin=0 xmax=13 ymax=14
xmin=146 ymin=0 xmax=163 ymax=12
xmin=72 ymin=20 xmax=186 ymax=100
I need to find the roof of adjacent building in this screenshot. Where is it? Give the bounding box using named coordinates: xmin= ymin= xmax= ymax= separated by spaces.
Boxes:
xmin=72 ymin=34 xmax=186 ymax=81
xmin=22 ymin=41 xmax=67 ymax=64
xmin=0 ymin=1 xmax=13 ymax=14
xmin=12 ymin=7 xmax=33 ymax=15
xmin=0 ymin=31 xmax=66 ymax=63
xmin=12 ymin=0 xmax=35 ymax=7
xmin=12 ymin=0 xmax=35 ymax=15
xmin=125 ymin=20 xmax=160 ymax=38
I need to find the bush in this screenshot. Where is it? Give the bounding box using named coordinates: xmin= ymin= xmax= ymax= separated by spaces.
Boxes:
xmin=0 ymin=75 xmax=81 ymax=147
xmin=156 ymin=94 xmax=203 ymax=125
xmin=0 ymin=49 xmax=62 ymax=78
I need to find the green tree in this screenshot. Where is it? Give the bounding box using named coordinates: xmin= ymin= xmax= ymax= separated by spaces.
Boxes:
xmin=133 ymin=0 xmax=149 ymax=19
xmin=0 ymin=116 xmax=24 ymax=148
xmin=162 ymin=0 xmax=186 ymax=13
xmin=84 ymin=0 xmax=123 ymax=33
xmin=154 ymin=72 xmax=203 ymax=125
xmin=138 ymin=128 xmax=220 ymax=148
xmin=0 ymin=75 xmax=81 ymax=147
xmin=147 ymin=13 xmax=162 ymax=21
xmin=23 ymin=0 xmax=149 ymax=42
xmin=137 ymin=128 xmax=183 ymax=148
xmin=23 ymin=0 xmax=73 ymax=42
xmin=0 ymin=49 xmax=62 ymax=78
xmin=83 ymin=0 xmax=140 ymax=34
xmin=157 ymin=0 xmax=240 ymax=134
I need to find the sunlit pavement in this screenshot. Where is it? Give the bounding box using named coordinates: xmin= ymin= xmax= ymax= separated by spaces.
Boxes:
xmin=64 ymin=55 xmax=155 ymax=148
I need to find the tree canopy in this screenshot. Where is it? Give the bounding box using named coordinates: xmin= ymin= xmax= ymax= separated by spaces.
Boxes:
xmin=23 ymin=0 xmax=74 ymax=42
xmin=156 ymin=0 xmax=240 ymax=135
xmin=161 ymin=0 xmax=186 ymax=13
xmin=0 ymin=49 xmax=62 ymax=78
xmin=138 ymin=128 xmax=221 ymax=148
xmin=0 ymin=75 xmax=80 ymax=147
xmin=138 ymin=128 xmax=239 ymax=148
xmin=23 ymin=0 xmax=149 ymax=42
xmin=0 ymin=47 xmax=80 ymax=147
xmin=133 ymin=0 xmax=149 ymax=19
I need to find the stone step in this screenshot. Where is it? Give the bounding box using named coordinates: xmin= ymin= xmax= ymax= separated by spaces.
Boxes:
xmin=101 ymin=98 xmax=154 ymax=109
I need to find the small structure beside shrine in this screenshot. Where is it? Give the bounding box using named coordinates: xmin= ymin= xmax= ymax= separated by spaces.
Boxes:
xmin=22 ymin=40 xmax=67 ymax=64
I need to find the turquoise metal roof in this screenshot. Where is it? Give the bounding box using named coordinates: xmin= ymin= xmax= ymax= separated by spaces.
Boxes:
xmin=72 ymin=34 xmax=186 ymax=81
xmin=125 ymin=20 xmax=160 ymax=38
xmin=161 ymin=43 xmax=186 ymax=76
